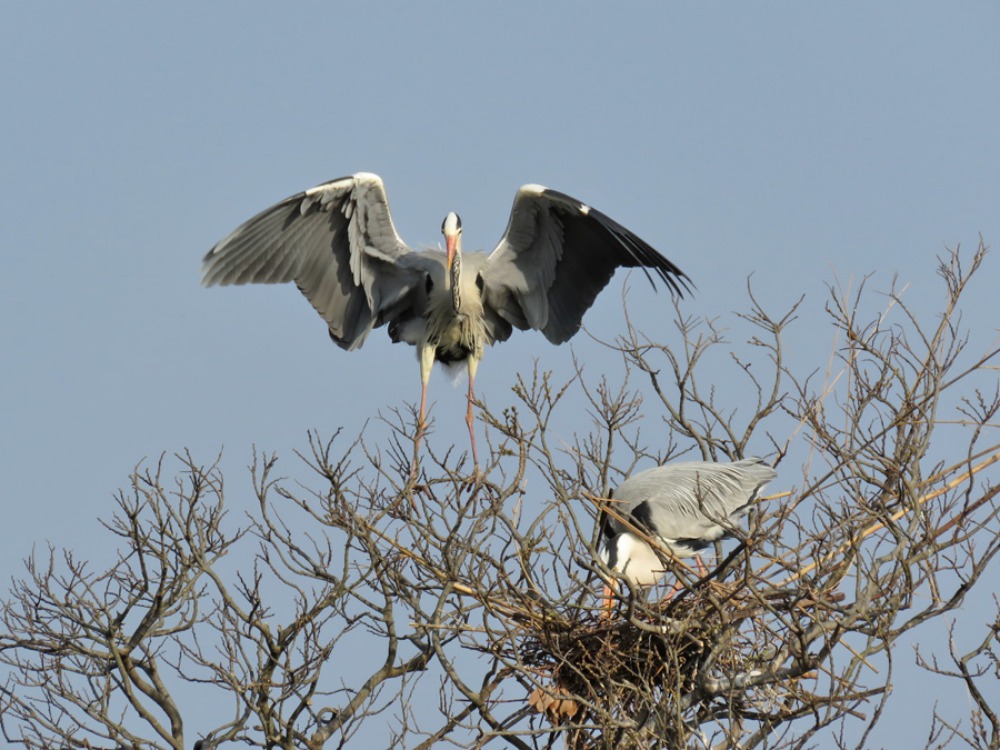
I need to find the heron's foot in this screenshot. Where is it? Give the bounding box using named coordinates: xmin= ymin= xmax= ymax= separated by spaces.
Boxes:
xmin=412 ymin=413 xmax=429 ymax=473
xmin=386 ymin=499 xmax=413 ymax=521
xmin=457 ymin=473 xmax=482 ymax=496
xmin=407 ymin=429 xmax=426 ymax=483
xmin=392 ymin=455 xmax=429 ymax=516
xmin=704 ymin=579 xmax=740 ymax=598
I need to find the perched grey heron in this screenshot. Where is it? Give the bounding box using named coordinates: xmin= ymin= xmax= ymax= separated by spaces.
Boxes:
xmin=202 ymin=172 xmax=690 ymax=467
xmin=599 ymin=457 xmax=777 ymax=605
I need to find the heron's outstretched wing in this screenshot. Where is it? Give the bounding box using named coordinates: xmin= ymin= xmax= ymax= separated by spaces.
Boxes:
xmin=481 ymin=185 xmax=692 ymax=344
xmin=201 ymin=172 xmax=428 ymax=350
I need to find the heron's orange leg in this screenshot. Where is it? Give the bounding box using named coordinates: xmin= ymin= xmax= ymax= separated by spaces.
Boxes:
xmin=664 ymin=577 xmax=686 ymax=600
xmin=412 ymin=343 xmax=436 ymax=478
xmin=601 ymin=585 xmax=616 ymax=619
xmin=664 ymin=558 xmax=708 ymax=599
xmin=466 ymin=355 xmax=480 ymax=471
xmin=694 ymin=556 xmax=709 ymax=576
xmin=416 ymin=381 xmax=429 ymax=446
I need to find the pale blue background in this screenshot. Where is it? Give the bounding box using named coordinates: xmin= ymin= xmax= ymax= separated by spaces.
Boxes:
xmin=2 ymin=3 xmax=997 ymax=747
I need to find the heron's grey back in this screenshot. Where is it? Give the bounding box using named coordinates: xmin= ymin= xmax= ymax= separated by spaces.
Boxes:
xmin=613 ymin=458 xmax=777 ymax=541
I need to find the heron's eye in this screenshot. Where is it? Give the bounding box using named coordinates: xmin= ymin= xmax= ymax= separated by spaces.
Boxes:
xmin=425 ymin=274 xmax=434 ymax=294
xmin=475 ymin=273 xmax=484 ymax=294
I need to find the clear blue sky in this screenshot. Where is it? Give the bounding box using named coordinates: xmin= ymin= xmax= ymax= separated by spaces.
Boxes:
xmin=2 ymin=3 xmax=997 ymax=747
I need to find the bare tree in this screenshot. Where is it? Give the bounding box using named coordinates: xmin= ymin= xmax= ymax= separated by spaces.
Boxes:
xmin=2 ymin=244 xmax=997 ymax=750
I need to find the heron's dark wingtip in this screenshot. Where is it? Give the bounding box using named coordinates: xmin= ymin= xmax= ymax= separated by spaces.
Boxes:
xmin=667 ymin=269 xmax=696 ymax=298
xmin=642 ymin=261 xmax=694 ymax=298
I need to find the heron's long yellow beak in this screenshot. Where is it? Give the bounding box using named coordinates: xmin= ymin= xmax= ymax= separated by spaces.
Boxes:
xmin=445 ymin=233 xmax=458 ymax=272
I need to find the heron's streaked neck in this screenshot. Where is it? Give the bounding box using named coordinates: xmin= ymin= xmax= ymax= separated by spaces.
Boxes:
xmin=442 ymin=210 xmax=466 ymax=315
xmin=449 ymin=242 xmax=462 ymax=313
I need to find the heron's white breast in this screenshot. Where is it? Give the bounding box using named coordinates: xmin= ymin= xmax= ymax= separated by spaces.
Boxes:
xmin=612 ymin=533 xmax=670 ymax=588
xmin=426 ymin=284 xmax=487 ymax=358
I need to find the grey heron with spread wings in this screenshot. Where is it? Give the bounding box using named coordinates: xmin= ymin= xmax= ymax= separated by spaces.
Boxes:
xmin=202 ymin=172 xmax=690 ymax=467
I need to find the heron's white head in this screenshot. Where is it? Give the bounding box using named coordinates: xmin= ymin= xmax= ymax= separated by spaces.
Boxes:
xmin=442 ymin=211 xmax=462 ymax=271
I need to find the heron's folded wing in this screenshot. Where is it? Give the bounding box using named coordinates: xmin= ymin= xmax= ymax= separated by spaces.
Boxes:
xmin=621 ymin=460 xmax=777 ymax=541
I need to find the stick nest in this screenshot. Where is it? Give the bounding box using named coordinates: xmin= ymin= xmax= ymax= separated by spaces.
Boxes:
xmin=512 ymin=595 xmax=723 ymax=725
